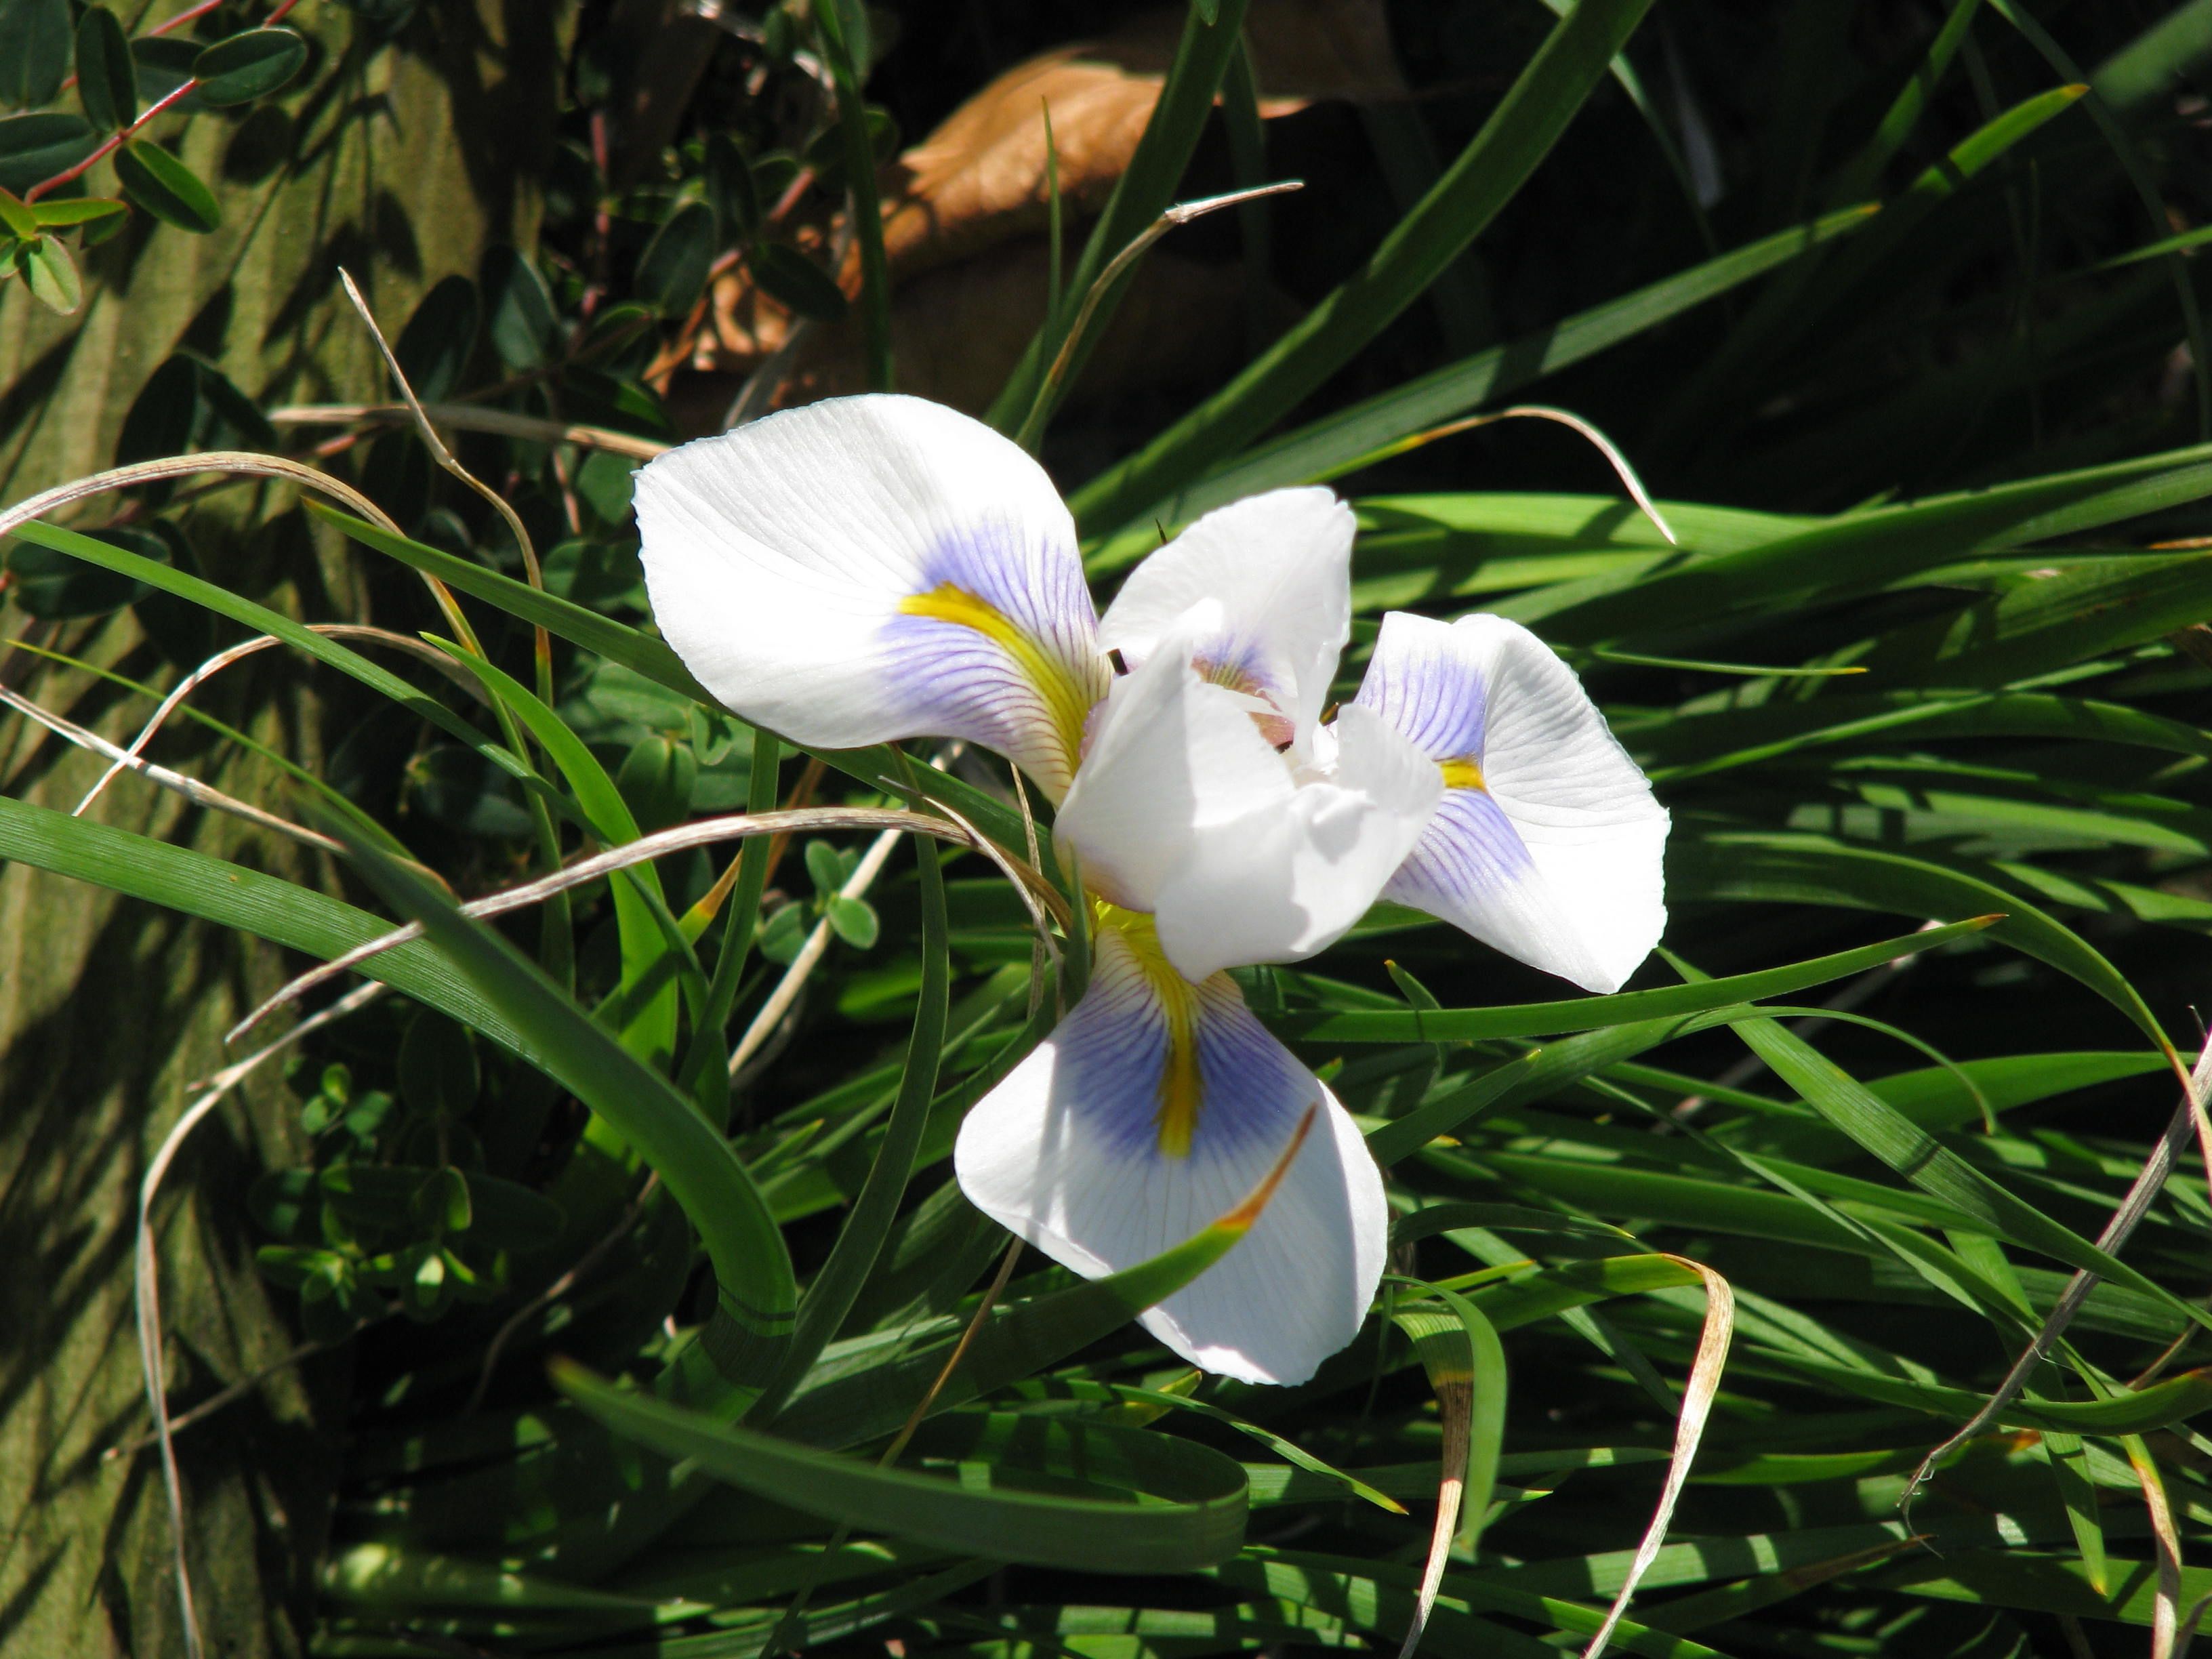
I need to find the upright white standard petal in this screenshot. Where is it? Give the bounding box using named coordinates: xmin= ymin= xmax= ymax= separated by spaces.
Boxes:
xmin=1098 ymin=488 xmax=1353 ymax=749
xmin=1055 ymin=631 xmax=1437 ymax=981
xmin=955 ymin=918 xmax=1387 ymax=1385
xmin=1353 ymin=611 xmax=1668 ymax=994
xmin=634 ymin=394 xmax=1108 ymax=797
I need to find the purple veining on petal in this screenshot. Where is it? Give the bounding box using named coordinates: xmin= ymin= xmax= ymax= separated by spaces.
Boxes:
xmin=920 ymin=518 xmax=1101 ymax=672
xmin=1353 ymin=626 xmax=1488 ymax=762
xmin=1385 ymin=785 xmax=1532 ymax=917
xmin=868 ymin=517 xmax=1105 ymax=783
xmin=1051 ymin=936 xmax=1311 ymax=1166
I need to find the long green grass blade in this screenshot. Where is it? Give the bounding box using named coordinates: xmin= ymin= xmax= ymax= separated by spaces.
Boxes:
xmin=1067 ymin=0 xmax=1660 ymax=535
xmin=556 ymin=1370 xmax=1249 ymax=1573
xmin=325 ymin=817 xmax=798 ymax=1387
xmin=1086 ymin=205 xmax=1879 ymax=562
xmin=1277 ymin=916 xmax=1991 ymax=1044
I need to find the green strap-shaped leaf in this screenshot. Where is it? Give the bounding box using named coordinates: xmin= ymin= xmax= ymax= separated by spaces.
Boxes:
xmin=1729 ymin=1016 xmax=2211 ymax=1340
xmin=326 ymin=819 xmax=797 ymax=1385
xmin=985 ymin=0 xmax=1254 ymax=434
xmin=5 ymin=518 xmax=578 ymax=830
xmin=304 ymin=501 xmax=1044 ymax=863
xmin=1089 ymin=203 xmax=1877 ymax=561
xmin=1067 ymin=0 xmax=1659 ymax=535
xmin=1511 ymin=438 xmax=2212 ymax=640
xmin=1393 ymin=1279 xmax=1509 ymax=1555
xmin=774 ymin=1107 xmax=1325 ymax=1448
xmin=0 ymin=794 xmax=540 ymax=1056
xmin=435 ymin=640 xmax=701 ymax=1069
xmin=554 ymin=1371 xmax=1248 ymax=1574
xmin=812 ymin=0 xmax=889 ymax=389
xmin=1275 ymin=916 xmax=1993 ymax=1045
xmin=754 ymin=826 xmax=947 ymax=1416
xmin=1668 ymin=832 xmax=2167 ymax=1046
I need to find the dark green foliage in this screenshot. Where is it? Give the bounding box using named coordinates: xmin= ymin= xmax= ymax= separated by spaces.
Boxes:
xmin=112 ymin=136 xmax=220 ymax=232
xmin=189 ymin=27 xmax=308 ymax=108
xmin=73 ymin=7 xmax=136 ymax=133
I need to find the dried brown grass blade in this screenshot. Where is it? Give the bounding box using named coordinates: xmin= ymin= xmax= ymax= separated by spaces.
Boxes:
xmin=1359 ymin=405 xmax=1680 ymax=548
xmin=0 ymin=683 xmax=340 ymax=852
xmin=2130 ymin=1435 xmax=2186 ymax=1659
xmin=1397 ymin=1372 xmax=1469 ymax=1659
xmin=268 ymin=401 xmax=668 ymax=461
xmin=337 ymin=269 xmax=555 ymax=693
xmin=1582 ymin=1257 xmax=1734 ymax=1659
xmin=74 ymin=625 xmax=488 ymax=818
xmin=1901 ymin=1030 xmax=2212 ymax=1515
xmin=134 ymin=979 xmax=382 ymax=1659
xmin=230 ymin=805 xmax=1063 ymax=1044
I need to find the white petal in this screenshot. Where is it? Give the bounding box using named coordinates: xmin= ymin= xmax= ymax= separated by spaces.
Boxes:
xmin=634 ymin=394 xmax=1106 ymax=796
xmin=1354 ymin=611 xmax=1668 ymax=993
xmin=1151 ymin=703 xmax=1441 ymax=981
xmin=954 ymin=923 xmax=1386 ymax=1385
xmin=1098 ymin=489 xmax=1353 ymax=747
xmin=1052 ymin=629 xmax=1293 ymax=913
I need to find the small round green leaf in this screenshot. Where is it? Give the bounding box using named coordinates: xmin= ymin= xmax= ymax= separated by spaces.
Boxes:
xmin=573 ymin=448 xmax=635 ymax=525
xmin=0 ymin=186 xmax=30 ymax=238
xmin=705 ymin=132 xmax=758 ymax=239
xmin=614 ymin=733 xmax=697 ymax=834
xmin=74 ymin=7 xmax=136 ymax=131
xmin=112 ymin=136 xmax=220 ymax=233
xmin=804 ymin=838 xmax=845 ymax=896
xmin=393 ymin=272 xmax=478 ymax=402
xmin=479 ymin=243 xmax=556 ymax=369
xmin=190 ymin=26 xmax=307 ymax=107
xmin=15 ymin=231 xmax=79 ymax=312
xmin=759 ymin=902 xmax=807 ymax=965
xmin=825 ymin=894 xmax=880 ymax=949
xmin=635 ymin=199 xmax=716 ymax=316
xmin=747 ymin=240 xmax=846 ymax=321
xmin=0 ymin=112 xmax=93 ymax=197
xmin=0 ymin=0 xmax=72 ymax=110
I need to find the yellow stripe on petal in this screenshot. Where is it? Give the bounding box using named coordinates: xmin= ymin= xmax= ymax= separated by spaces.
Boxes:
xmin=901 ymin=582 xmax=1095 ymax=783
xmin=1094 ymin=901 xmax=1206 ymax=1159
xmin=1439 ymin=757 xmax=1487 ymax=792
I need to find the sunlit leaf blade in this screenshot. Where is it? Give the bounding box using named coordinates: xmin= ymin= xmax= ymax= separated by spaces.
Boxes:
xmin=556 ymin=1364 xmax=1249 ymax=1572
xmin=1278 ymin=916 xmax=1994 ymax=1044
xmin=112 ymin=137 xmax=221 ymax=233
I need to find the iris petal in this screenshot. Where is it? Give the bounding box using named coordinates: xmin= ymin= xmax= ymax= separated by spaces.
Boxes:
xmin=635 ymin=394 xmax=1107 ymax=797
xmin=954 ymin=917 xmax=1387 ymax=1385
xmin=1098 ymin=488 xmax=1353 ymax=750
xmin=1059 ymin=635 xmax=1439 ymax=981
xmin=1353 ymin=611 xmax=1668 ymax=994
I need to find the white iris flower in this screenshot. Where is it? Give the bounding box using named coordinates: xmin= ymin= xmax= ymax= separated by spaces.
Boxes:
xmin=635 ymin=394 xmax=1668 ymax=1385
